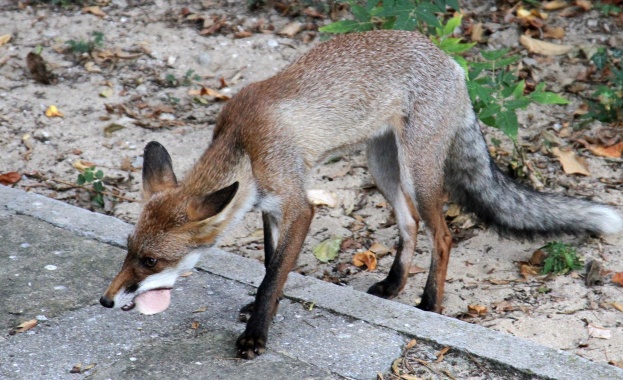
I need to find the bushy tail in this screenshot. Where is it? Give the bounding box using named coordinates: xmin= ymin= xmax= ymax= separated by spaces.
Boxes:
xmin=444 ymin=116 xmax=623 ymax=238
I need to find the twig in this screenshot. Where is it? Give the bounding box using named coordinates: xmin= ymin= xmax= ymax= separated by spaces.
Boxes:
xmin=26 ymin=172 xmax=139 ymax=202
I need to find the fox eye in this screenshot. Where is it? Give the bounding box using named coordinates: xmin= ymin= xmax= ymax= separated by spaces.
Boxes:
xmin=142 ymin=257 xmax=158 ymax=268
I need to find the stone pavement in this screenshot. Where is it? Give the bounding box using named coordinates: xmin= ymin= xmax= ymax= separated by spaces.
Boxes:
xmin=1 ymin=185 xmax=621 ymax=380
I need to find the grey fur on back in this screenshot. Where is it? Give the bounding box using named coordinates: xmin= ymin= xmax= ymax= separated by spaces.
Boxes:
xmin=444 ymin=114 xmax=623 ymax=238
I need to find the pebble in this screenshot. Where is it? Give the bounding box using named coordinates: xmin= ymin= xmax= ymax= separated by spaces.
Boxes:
xmin=197 ymin=53 xmax=211 ymax=66
xmin=267 ymin=39 xmax=279 ymax=48
xmin=20 ymin=243 xmax=30 ymax=248
xmin=44 ymin=265 xmax=57 ymax=271
xmin=158 ymin=113 xmax=176 ymax=121
xmin=132 ymin=156 xmax=143 ymax=169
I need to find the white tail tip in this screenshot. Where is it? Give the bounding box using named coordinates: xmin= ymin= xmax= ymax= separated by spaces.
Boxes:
xmin=591 ymin=206 xmax=623 ymax=235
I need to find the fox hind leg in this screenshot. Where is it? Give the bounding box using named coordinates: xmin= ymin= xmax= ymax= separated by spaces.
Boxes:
xmin=366 ymin=131 xmax=420 ymax=299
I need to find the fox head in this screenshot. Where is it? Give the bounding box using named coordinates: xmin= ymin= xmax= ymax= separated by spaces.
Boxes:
xmin=100 ymin=141 xmax=238 ymax=314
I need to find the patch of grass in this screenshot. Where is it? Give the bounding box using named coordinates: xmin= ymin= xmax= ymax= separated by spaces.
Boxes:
xmin=163 ymin=69 xmax=201 ymax=87
xmin=67 ymin=31 xmax=104 ymax=54
xmin=583 ymin=47 xmax=623 ymax=123
xmin=541 ymin=241 xmax=583 ymax=275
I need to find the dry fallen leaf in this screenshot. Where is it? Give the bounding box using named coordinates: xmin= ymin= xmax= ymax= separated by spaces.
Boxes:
xmin=587 ymin=323 xmax=611 ymax=339
xmin=391 ymin=358 xmax=402 ymax=375
xmin=192 ymin=307 xmax=207 ymax=313
xmin=191 ymin=321 xmax=200 ymax=329
xmin=313 ymin=236 xmax=342 ymax=263
xmin=529 ymin=249 xmax=547 ymax=266
xmin=583 ymin=141 xmax=623 ymax=159
xmin=0 ymin=171 xmax=21 ymax=186
xmin=352 ymin=251 xmax=377 ymax=271
xmin=543 ymin=26 xmax=565 ymax=39
xmin=45 ymin=105 xmax=64 ymax=118
xmin=543 ymin=0 xmax=568 ymax=10
xmin=70 ymin=364 xmax=82 ymax=374
xmin=15 ymin=319 xmax=37 ymax=333
xmin=82 ymin=6 xmax=107 ymax=17
xmin=26 ymin=52 xmax=54 ymax=85
xmin=551 ymin=147 xmax=590 ymax=176
xmin=612 ymin=272 xmax=623 ymax=287
xmin=369 ymin=242 xmax=391 ymax=255
xmin=467 ymin=304 xmax=487 ymax=315
xmin=405 ymin=339 xmax=417 ymax=350
xmin=576 ymin=0 xmax=592 ymax=11
xmin=520 ymin=35 xmax=573 ymax=56
xmin=520 ymin=263 xmax=540 ymax=278
xmin=278 ymin=21 xmax=302 ymax=38
xmin=179 ymin=271 xmax=193 ymax=277
xmin=103 ymin=123 xmax=125 ymax=137
xmin=471 ymin=22 xmax=484 ymax=42
xmin=22 ymin=134 xmax=34 ymax=160
xmin=73 ymin=159 xmax=96 ymax=172
xmin=610 ymin=302 xmax=623 ymax=313
xmin=189 ymin=87 xmax=230 ymax=101
xmin=307 ymin=189 xmax=338 ymax=208
xmin=409 ymin=265 xmax=426 ymax=275
xmin=434 ymin=346 xmax=450 ymax=363
xmin=0 ymin=34 xmax=11 ymax=46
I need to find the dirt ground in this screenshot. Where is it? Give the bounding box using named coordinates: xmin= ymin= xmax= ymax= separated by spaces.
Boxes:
xmin=1 ymin=0 xmax=622 ymax=368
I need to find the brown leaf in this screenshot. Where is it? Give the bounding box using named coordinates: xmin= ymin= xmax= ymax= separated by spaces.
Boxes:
xmin=405 ymin=339 xmax=417 ymax=350
xmin=542 ymin=0 xmax=568 ymax=10
xmin=575 ymin=0 xmax=592 ymax=11
xmin=612 ymin=272 xmax=623 ymax=286
xmin=0 ymin=34 xmax=11 ymax=46
xmin=369 ymin=242 xmax=391 ymax=255
xmin=409 ymin=265 xmax=426 ymax=275
xmin=278 ymin=22 xmax=302 ymax=38
xmin=434 ymin=346 xmax=450 ymax=363
xmin=70 ymin=364 xmax=82 ymax=374
xmin=391 ymin=358 xmax=402 ymax=375
xmin=520 ymin=35 xmax=573 ymax=56
xmin=307 ymin=189 xmax=338 ymax=208
xmin=191 ymin=321 xmax=200 ymax=329
xmin=15 ymin=319 xmax=37 ymax=333
xmin=471 ymin=22 xmax=483 ymax=42
xmin=467 ymin=304 xmax=488 ymax=315
xmin=610 ymin=302 xmax=623 ymax=313
xmin=82 ymin=6 xmax=107 ymax=17
xmin=190 ymin=87 xmax=230 ymax=101
xmin=103 ymin=123 xmax=125 ymax=137
xmin=45 ymin=105 xmax=64 ymax=118
xmin=0 ymin=171 xmax=21 ymax=186
xmin=587 ymin=323 xmax=611 ymax=339
xmin=543 ymin=26 xmax=565 ymax=39
xmin=551 ymin=147 xmax=590 ymax=176
xmin=192 ymin=307 xmax=207 ymax=313
xmin=583 ymin=141 xmax=623 ymax=159
xmin=26 ymin=52 xmax=54 ymax=85
xmin=352 ymin=251 xmax=377 ymax=271
xmin=520 ymin=263 xmax=540 ymax=278
xmin=303 ymin=7 xmax=325 ymax=19
xmin=233 ymin=31 xmax=253 ymax=39
xmin=73 ymin=159 xmax=96 ymax=172
xmin=529 ymin=249 xmax=547 ymax=266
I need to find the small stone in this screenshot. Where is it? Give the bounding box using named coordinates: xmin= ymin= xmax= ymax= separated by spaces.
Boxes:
xmin=197 ymin=53 xmax=211 ymax=66
xmin=132 ymin=156 xmax=143 ymax=169
xmin=158 ymin=113 xmax=176 ymax=121
xmin=267 ymin=39 xmax=279 ymax=48
xmin=44 ymin=265 xmax=57 ymax=270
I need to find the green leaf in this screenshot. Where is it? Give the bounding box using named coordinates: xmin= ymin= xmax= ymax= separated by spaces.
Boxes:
xmin=313 ymin=236 xmax=343 ymax=263
xmin=84 ymin=170 xmax=94 ymax=183
xmin=591 ymin=48 xmax=608 ymax=71
xmin=512 ymin=80 xmax=526 ymax=98
xmin=480 ymin=48 xmax=509 ymax=61
xmin=319 ymin=20 xmax=373 ymax=33
xmin=77 ymin=174 xmax=86 ymax=185
xmin=504 ymin=98 xmax=532 ymax=110
xmin=478 ymin=103 xmax=501 ymax=119
xmin=350 ymin=4 xmax=371 ymax=21
xmin=496 ymin=109 xmax=518 ymax=139
xmin=95 ymin=170 xmax=104 ymax=179
xmin=446 ymin=0 xmax=460 ymax=10
xmin=529 ymin=92 xmax=569 ymax=105
xmin=442 ymin=15 xmax=462 ymax=36
xmin=93 ymin=180 xmax=104 ymax=192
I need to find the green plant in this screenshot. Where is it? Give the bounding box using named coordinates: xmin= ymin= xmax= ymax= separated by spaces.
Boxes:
xmin=164 ymin=69 xmax=201 ymax=87
xmin=540 ymin=242 xmax=583 ymax=275
xmin=77 ymin=167 xmax=106 ymax=207
xmin=321 ymin=8 xmax=568 ymax=140
xmin=595 ymin=1 xmax=622 ymax=16
xmin=67 ymin=31 xmax=104 ymax=54
xmin=583 ymin=47 xmax=623 ymax=123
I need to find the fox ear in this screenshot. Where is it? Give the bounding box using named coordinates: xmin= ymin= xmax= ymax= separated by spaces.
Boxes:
xmin=142 ymin=141 xmax=178 ymax=199
xmin=187 ymin=182 xmax=239 ymax=222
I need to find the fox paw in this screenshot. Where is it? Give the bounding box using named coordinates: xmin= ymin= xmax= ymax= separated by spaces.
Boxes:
xmin=239 ymin=302 xmax=255 ymax=323
xmin=236 ymin=331 xmax=267 ymax=359
xmin=367 ymin=280 xmax=401 ymax=299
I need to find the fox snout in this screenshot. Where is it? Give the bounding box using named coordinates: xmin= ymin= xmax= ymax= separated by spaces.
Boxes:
xmin=100 ymin=295 xmax=114 ymax=308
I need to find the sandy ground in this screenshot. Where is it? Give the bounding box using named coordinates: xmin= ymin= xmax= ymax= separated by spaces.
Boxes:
xmin=1 ymin=0 xmax=622 ymax=366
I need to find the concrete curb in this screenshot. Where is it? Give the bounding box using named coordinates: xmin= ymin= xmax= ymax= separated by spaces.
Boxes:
xmin=2 ymin=185 xmax=622 ymax=380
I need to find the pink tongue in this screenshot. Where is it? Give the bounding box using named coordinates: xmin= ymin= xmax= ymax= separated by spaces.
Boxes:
xmin=134 ymin=289 xmax=171 ymax=315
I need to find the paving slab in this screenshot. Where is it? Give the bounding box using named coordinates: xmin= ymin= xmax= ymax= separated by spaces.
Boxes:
xmin=1 ymin=185 xmax=622 ymax=380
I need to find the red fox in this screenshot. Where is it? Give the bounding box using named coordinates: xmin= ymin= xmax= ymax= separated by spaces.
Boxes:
xmin=100 ymin=30 xmax=623 ymax=358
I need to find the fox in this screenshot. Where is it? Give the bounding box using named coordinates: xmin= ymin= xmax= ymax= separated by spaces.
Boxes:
xmin=100 ymin=30 xmax=623 ymax=359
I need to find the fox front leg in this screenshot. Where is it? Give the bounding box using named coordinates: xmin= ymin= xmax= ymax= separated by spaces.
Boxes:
xmin=236 ymin=204 xmax=313 ymax=358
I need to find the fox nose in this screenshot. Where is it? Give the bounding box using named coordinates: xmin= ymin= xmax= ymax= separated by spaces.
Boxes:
xmin=100 ymin=295 xmax=114 ymax=308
